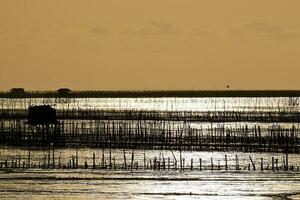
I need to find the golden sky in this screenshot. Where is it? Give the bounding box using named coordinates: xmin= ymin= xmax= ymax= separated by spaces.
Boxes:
xmin=0 ymin=0 xmax=300 ymax=90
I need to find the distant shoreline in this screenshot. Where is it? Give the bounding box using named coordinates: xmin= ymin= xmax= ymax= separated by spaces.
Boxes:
xmin=1 ymin=90 xmax=300 ymax=98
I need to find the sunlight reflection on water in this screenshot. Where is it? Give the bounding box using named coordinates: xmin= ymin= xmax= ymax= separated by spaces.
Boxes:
xmin=1 ymin=97 xmax=299 ymax=112
xmin=1 ymin=97 xmax=300 ymax=199
xmin=0 ymin=170 xmax=299 ymax=200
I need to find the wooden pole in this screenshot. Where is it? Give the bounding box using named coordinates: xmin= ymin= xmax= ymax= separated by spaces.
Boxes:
xmin=249 ymin=156 xmax=256 ymax=171
xmin=199 ymin=159 xmax=202 ymax=171
xmin=225 ymin=154 xmax=228 ymax=171
xmin=52 ymin=143 xmax=55 ymax=168
xmin=123 ymin=149 xmax=127 ymax=170
xmin=28 ymin=147 xmax=31 ymax=168
xmin=93 ymin=152 xmax=95 ymax=169
xmin=131 ymin=149 xmax=134 ymax=171
xmin=235 ymin=154 xmax=239 ymax=171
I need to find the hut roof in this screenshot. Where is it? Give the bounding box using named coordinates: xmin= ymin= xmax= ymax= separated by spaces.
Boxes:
xmin=57 ymin=88 xmax=72 ymax=93
xmin=10 ymin=88 xmax=25 ymax=93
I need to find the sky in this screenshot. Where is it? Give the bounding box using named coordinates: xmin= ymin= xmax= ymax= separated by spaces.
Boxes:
xmin=0 ymin=0 xmax=300 ymax=91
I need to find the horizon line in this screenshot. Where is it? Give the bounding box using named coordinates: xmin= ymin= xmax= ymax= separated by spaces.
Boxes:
xmin=1 ymin=89 xmax=300 ymax=98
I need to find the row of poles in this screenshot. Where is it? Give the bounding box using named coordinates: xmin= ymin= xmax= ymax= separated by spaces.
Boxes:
xmin=2 ymin=108 xmax=300 ymax=122
xmin=0 ymin=120 xmax=299 ymax=153
xmin=0 ymin=147 xmax=296 ymax=172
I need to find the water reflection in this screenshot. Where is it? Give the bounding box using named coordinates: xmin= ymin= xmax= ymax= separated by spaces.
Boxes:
xmin=1 ymin=97 xmax=300 ymax=112
xmin=0 ymin=170 xmax=299 ymax=199
xmin=1 ymin=97 xmax=300 ymax=199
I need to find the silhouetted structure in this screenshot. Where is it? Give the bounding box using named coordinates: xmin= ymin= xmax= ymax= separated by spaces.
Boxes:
xmin=26 ymin=105 xmax=60 ymax=145
xmin=28 ymin=105 xmax=58 ymax=125
xmin=57 ymin=88 xmax=72 ymax=95
xmin=10 ymin=88 xmax=25 ymax=94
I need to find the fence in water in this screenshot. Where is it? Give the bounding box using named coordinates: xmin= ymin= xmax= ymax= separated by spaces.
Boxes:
xmin=2 ymin=108 xmax=300 ymax=122
xmin=1 ymin=96 xmax=300 ymax=174
xmin=0 ymin=119 xmax=299 ymax=153
xmin=0 ymin=147 xmax=297 ymax=172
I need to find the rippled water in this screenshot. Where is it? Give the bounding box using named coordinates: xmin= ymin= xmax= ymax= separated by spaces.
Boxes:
xmin=1 ymin=97 xmax=300 ymax=111
xmin=1 ymin=147 xmax=300 ymax=170
xmin=0 ymin=147 xmax=300 ymax=199
xmin=1 ymin=97 xmax=300 ymax=199
xmin=0 ymin=170 xmax=300 ymax=200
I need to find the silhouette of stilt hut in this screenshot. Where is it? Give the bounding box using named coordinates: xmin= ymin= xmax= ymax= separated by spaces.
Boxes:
xmin=57 ymin=88 xmax=72 ymax=95
xmin=27 ymin=105 xmax=60 ymax=145
xmin=10 ymin=88 xmax=25 ymax=94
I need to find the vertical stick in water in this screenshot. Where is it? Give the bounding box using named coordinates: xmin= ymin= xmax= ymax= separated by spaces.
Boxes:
xmin=235 ymin=154 xmax=239 ymax=171
xmin=93 ymin=152 xmax=95 ymax=169
xmin=170 ymin=149 xmax=177 ymax=170
xmin=28 ymin=147 xmax=31 ymax=168
xmin=113 ymin=157 xmax=116 ymax=170
xmin=180 ymin=150 xmax=182 ymax=171
xmin=225 ymin=154 xmax=228 ymax=171
xmin=123 ymin=149 xmax=127 ymax=170
xmin=199 ymin=158 xmax=202 ymax=171
xmin=285 ymin=132 xmax=289 ymax=171
xmin=249 ymin=156 xmax=256 ymax=171
xmin=72 ymin=156 xmax=75 ymax=168
xmin=52 ymin=143 xmax=55 ymax=168
xmin=48 ymin=145 xmax=51 ymax=168
xmin=85 ymin=159 xmax=88 ymax=169
xmin=102 ymin=148 xmax=105 ymax=169
xmin=131 ymin=149 xmax=134 ymax=171
xmin=76 ymin=146 xmax=78 ymax=169
xmin=109 ymin=148 xmax=112 ymax=169
xmin=44 ymin=155 xmax=47 ymax=168
xmin=143 ymin=150 xmax=146 ymax=170
xmin=285 ymin=153 xmax=289 ymax=171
